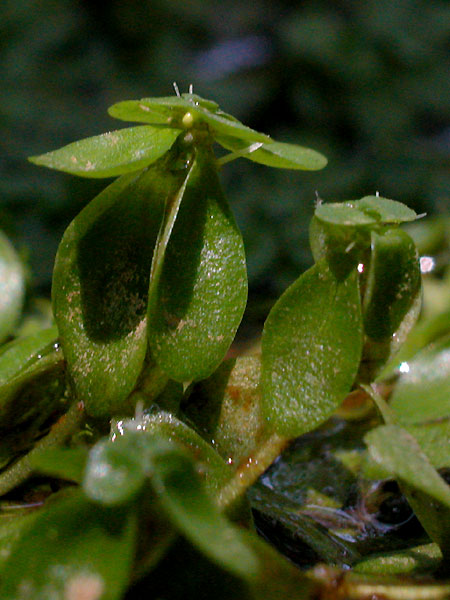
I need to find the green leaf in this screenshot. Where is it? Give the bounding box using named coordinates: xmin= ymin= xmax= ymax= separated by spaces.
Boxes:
xmin=84 ymin=436 xmax=147 ymax=506
xmin=53 ymin=161 xmax=185 ymax=417
xmin=0 ymin=231 xmax=25 ymax=343
xmin=315 ymin=196 xmax=419 ymax=227
xmin=0 ymin=490 xmax=136 ymax=600
xmin=365 ymin=424 xmax=450 ymax=554
xmin=390 ymin=341 xmax=450 ymax=425
xmin=0 ymin=512 xmax=40 ymax=573
xmin=363 ymin=229 xmax=421 ymax=340
xmin=109 ymin=94 xmax=271 ymax=143
xmin=84 ymin=429 xmax=257 ymax=579
xmin=216 ymin=135 xmax=328 ymax=170
xmin=112 ymin=410 xmax=232 ymax=496
xmin=29 ymin=126 xmax=181 ymax=178
xmin=31 ymin=446 xmax=88 ymax=484
xmin=149 ymin=442 xmax=259 ymax=579
xmin=186 ymin=356 xmax=270 ymax=469
xmin=0 ymin=327 xmax=64 ymax=433
xmin=353 ymin=543 xmax=442 ymax=575
xmin=261 ymin=259 xmax=363 ymax=437
xmin=0 ymin=326 xmax=58 ymax=386
xmin=148 ymin=147 xmax=248 ymax=383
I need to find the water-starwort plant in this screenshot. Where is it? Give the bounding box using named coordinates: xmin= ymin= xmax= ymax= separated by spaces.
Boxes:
xmin=0 ymin=87 xmax=448 ymax=599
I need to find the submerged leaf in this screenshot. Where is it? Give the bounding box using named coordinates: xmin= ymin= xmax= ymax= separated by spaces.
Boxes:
xmin=0 ymin=231 xmax=25 ymax=344
xmin=52 ymin=161 xmax=185 ymax=417
xmin=29 ymin=126 xmax=180 ymax=178
xmin=148 ymin=146 xmax=247 ymax=383
xmin=261 ymin=259 xmax=363 ymax=437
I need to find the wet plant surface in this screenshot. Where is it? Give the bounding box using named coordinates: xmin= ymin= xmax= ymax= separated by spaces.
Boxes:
xmin=0 ymin=89 xmax=448 ymax=599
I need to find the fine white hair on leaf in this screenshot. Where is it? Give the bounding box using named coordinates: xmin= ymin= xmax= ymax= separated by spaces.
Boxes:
xmin=173 ymin=82 xmax=181 ymax=97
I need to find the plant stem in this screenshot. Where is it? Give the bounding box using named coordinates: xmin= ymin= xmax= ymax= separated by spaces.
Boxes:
xmin=0 ymin=401 xmax=85 ymax=497
xmin=217 ymin=432 xmax=288 ymax=511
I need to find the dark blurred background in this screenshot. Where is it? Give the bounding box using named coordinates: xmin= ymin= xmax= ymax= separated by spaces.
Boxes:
xmin=1 ymin=0 xmax=449 ymax=316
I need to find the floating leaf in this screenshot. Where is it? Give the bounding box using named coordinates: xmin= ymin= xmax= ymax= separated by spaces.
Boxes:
xmin=0 ymin=490 xmax=136 ymax=600
xmin=315 ymin=196 xmax=419 ymax=227
xmin=0 ymin=231 xmax=25 ymax=344
xmin=216 ymin=135 xmax=327 ymax=170
xmin=109 ymin=94 xmax=271 ymax=144
xmin=363 ymin=229 xmax=421 ymax=341
xmin=52 ymin=161 xmax=185 ymax=417
xmin=148 ymin=147 xmax=247 ymax=383
xmin=261 ymin=259 xmax=363 ymax=437
xmin=29 ymin=126 xmax=181 ymax=178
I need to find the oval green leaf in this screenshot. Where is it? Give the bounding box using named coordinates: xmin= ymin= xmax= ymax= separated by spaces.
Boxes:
xmin=363 ymin=229 xmax=421 ymax=341
xmin=29 ymin=126 xmax=180 ymax=178
xmin=0 ymin=490 xmax=136 ymax=600
xmin=148 ymin=147 xmax=248 ymax=383
xmin=0 ymin=232 xmax=25 ymax=343
xmin=216 ymin=135 xmax=328 ymax=171
xmin=315 ymin=196 xmax=419 ymax=227
xmin=261 ymin=259 xmax=363 ymax=437
xmin=52 ymin=162 xmax=184 ymax=417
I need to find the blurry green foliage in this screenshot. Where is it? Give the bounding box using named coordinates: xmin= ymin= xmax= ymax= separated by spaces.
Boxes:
xmin=1 ymin=0 xmax=449 ymax=302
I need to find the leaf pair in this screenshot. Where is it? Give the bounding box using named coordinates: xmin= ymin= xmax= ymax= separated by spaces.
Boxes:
xmin=261 ymin=196 xmax=422 ymax=438
xmin=30 ymin=91 xmax=327 ymax=180
xmin=52 ymin=144 xmax=248 ymax=416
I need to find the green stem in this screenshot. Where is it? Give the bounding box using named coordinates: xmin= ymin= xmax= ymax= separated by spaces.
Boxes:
xmin=217 ymin=432 xmax=288 ymax=511
xmin=361 ymin=383 xmax=396 ymax=424
xmin=0 ymin=401 xmax=85 ymax=497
